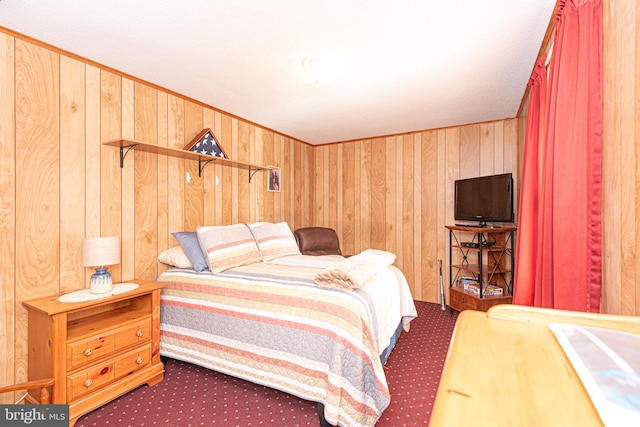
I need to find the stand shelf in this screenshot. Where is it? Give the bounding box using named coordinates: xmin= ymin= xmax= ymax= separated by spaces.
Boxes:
xmin=446 ymin=225 xmax=516 ymax=312
xmin=102 ymin=138 xmax=269 ymax=182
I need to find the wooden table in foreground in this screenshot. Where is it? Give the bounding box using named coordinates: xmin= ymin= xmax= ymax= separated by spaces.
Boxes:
xmin=430 ymin=304 xmax=640 ymax=427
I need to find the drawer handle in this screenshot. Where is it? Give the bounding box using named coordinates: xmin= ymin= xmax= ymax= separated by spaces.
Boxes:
xmin=137 ymin=330 xmax=143 ymax=337
xmin=85 ymin=379 xmax=92 ymax=387
xmin=136 ymin=357 xmax=143 ymax=364
xmin=85 ymin=348 xmax=92 ymax=356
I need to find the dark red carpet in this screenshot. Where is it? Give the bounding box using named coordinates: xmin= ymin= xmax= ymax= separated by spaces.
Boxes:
xmin=76 ymin=301 xmax=458 ymax=426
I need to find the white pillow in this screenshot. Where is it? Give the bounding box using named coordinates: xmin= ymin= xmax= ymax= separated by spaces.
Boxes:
xmin=157 ymin=246 xmax=193 ymax=269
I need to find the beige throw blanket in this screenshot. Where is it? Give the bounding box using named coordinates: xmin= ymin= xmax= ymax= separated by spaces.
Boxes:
xmin=314 ymin=249 xmax=397 ymax=290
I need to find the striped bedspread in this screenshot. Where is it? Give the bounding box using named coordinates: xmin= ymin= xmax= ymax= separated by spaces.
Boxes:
xmin=158 ymin=254 xmax=417 ymax=427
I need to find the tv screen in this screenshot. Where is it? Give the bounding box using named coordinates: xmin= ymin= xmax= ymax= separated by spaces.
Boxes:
xmin=454 ymin=173 xmax=514 ymax=226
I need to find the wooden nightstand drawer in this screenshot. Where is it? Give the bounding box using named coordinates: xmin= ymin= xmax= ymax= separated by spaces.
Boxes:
xmin=114 ymin=318 xmax=151 ymax=349
xmin=67 ymin=343 xmax=151 ymax=401
xmin=114 ymin=344 xmax=151 ymax=375
xmin=67 ymin=335 xmax=116 ymax=369
xmin=67 ymin=318 xmax=151 ymax=370
xmin=67 ymin=361 xmax=115 ymax=401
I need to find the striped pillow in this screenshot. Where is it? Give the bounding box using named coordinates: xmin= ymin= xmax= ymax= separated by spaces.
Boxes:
xmin=196 ymin=224 xmax=262 ymax=273
xmin=249 ymin=222 xmax=301 ymax=261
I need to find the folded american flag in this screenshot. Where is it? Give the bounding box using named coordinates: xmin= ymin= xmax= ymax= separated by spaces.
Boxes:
xmin=191 ymin=132 xmax=226 ymax=157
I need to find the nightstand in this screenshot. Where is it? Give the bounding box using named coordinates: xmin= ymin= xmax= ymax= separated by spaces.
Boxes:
xmin=23 ymin=279 xmax=164 ymax=427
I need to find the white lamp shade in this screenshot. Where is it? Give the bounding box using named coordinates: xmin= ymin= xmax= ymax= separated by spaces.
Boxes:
xmin=83 ymin=237 xmax=121 ymax=267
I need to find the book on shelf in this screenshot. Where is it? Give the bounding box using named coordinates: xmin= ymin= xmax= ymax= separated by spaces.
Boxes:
xmin=458 ymin=277 xmax=478 ymax=287
xmin=458 ymin=277 xmax=503 ymax=296
xmin=463 ymin=283 xmax=503 ymax=296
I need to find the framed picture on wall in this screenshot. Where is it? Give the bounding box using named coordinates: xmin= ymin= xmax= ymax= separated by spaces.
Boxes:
xmin=268 ymin=166 xmax=281 ymax=192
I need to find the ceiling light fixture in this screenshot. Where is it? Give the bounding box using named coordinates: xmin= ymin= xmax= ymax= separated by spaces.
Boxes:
xmin=297 ymin=56 xmax=345 ymax=85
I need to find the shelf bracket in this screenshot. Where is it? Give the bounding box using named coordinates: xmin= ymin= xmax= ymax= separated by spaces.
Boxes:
xmin=249 ymin=167 xmax=264 ymax=183
xmin=198 ymin=158 xmax=214 ymax=177
xmin=119 ymin=144 xmax=139 ymax=168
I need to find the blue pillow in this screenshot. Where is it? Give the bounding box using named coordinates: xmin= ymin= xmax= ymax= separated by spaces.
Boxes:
xmin=171 ymin=232 xmax=209 ymax=272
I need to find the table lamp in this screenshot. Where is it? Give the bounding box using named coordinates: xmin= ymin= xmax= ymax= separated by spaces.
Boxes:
xmin=83 ymin=236 xmax=121 ymax=294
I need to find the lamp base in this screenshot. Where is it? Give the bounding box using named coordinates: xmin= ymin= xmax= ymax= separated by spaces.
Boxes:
xmin=90 ymin=267 xmax=113 ymax=294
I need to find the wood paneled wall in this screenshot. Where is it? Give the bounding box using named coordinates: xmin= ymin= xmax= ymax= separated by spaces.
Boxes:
xmin=0 ymin=31 xmax=313 ymax=398
xmin=311 ymin=121 xmax=519 ymax=302
xmin=601 ymin=0 xmax=640 ymax=315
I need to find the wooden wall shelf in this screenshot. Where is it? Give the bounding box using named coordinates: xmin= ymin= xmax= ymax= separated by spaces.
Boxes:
xmin=102 ymin=138 xmax=269 ymax=182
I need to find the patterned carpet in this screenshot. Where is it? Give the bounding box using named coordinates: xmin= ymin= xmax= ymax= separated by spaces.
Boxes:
xmin=76 ymin=301 xmax=458 ymax=426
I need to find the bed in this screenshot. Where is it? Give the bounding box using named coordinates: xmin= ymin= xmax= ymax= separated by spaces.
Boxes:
xmin=156 ymin=223 xmax=418 ymax=427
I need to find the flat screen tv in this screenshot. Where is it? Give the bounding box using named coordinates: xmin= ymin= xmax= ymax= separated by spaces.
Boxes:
xmin=454 ymin=173 xmax=514 ymax=227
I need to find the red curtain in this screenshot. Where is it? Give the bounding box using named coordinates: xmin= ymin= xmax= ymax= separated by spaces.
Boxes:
xmin=513 ymin=0 xmax=602 ymax=312
xmin=513 ymin=56 xmax=547 ymax=306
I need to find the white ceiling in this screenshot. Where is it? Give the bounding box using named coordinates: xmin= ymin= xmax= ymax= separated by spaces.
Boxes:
xmin=0 ymin=0 xmax=556 ymax=145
